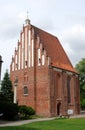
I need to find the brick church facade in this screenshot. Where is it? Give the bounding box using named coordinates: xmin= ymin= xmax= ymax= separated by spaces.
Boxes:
xmin=10 ymin=17 xmax=80 ymax=117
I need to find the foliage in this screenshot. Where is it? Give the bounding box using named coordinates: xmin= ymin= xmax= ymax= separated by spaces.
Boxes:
xmin=0 ymin=70 xmax=19 ymax=120
xmin=19 ymin=105 xmax=35 ymax=117
xmin=75 ymin=58 xmax=85 ymax=108
xmin=0 ymin=92 xmax=9 ymax=102
xmin=1 ymin=70 xmax=13 ymax=103
xmin=0 ymin=101 xmax=19 ymax=120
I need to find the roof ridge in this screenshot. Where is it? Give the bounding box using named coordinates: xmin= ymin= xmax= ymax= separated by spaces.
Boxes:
xmin=31 ymin=24 xmax=57 ymax=39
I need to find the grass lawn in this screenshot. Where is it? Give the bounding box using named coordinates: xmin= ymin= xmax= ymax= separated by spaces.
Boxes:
xmin=0 ymin=118 xmax=85 ymax=130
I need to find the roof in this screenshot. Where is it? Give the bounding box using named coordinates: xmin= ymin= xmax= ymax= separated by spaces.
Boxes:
xmin=32 ymin=25 xmax=77 ymax=73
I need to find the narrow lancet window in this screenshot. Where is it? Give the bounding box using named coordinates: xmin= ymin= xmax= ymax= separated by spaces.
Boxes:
xmin=67 ymin=77 xmax=71 ymax=103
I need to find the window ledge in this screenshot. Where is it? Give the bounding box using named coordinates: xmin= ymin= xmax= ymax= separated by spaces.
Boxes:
xmin=24 ymin=94 xmax=28 ymax=96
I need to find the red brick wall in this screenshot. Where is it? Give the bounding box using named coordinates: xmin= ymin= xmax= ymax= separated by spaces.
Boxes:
xmin=35 ymin=66 xmax=51 ymax=116
xmin=49 ymin=68 xmax=80 ymax=116
xmin=10 ymin=63 xmax=80 ymax=117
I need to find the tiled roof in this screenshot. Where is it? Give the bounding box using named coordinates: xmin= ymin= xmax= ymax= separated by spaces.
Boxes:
xmin=33 ymin=25 xmax=77 ymax=73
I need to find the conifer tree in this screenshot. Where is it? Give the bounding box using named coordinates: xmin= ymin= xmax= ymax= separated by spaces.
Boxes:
xmin=75 ymin=58 xmax=85 ymax=108
xmin=1 ymin=70 xmax=13 ymax=102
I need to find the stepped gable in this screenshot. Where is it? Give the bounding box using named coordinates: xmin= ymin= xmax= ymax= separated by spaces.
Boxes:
xmin=32 ymin=25 xmax=76 ymax=73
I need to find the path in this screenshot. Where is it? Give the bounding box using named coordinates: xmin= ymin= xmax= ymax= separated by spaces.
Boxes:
xmin=0 ymin=117 xmax=55 ymax=127
xmin=0 ymin=114 xmax=85 ymax=127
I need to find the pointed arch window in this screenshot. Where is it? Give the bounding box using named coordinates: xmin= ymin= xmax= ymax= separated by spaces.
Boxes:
xmin=67 ymin=76 xmax=71 ymax=103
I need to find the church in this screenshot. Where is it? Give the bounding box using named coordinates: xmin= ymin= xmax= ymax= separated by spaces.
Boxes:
xmin=10 ymin=16 xmax=80 ymax=117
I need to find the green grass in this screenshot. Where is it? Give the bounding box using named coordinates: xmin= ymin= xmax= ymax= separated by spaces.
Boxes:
xmin=0 ymin=118 xmax=85 ymax=130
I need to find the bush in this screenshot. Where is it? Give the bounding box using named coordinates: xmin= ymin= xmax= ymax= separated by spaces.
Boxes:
xmin=19 ymin=105 xmax=35 ymax=117
xmin=0 ymin=101 xmax=19 ymax=120
xmin=27 ymin=106 xmax=35 ymax=116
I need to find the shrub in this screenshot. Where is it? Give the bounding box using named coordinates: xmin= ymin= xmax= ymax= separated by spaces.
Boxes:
xmin=19 ymin=105 xmax=35 ymax=117
xmin=27 ymin=106 xmax=35 ymax=116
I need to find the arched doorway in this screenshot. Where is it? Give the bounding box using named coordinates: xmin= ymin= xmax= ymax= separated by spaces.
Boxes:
xmin=57 ymin=102 xmax=61 ymax=116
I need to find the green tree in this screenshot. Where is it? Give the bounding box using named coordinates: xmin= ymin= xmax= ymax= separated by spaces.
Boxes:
xmin=75 ymin=58 xmax=85 ymax=109
xmin=1 ymin=70 xmax=13 ymax=102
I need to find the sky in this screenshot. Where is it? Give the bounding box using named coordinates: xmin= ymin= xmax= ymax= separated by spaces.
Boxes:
xmin=0 ymin=0 xmax=85 ymax=79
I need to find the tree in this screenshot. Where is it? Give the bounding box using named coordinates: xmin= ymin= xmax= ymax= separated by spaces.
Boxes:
xmin=1 ymin=70 xmax=13 ymax=102
xmin=0 ymin=70 xmax=19 ymax=120
xmin=75 ymin=58 xmax=85 ymax=109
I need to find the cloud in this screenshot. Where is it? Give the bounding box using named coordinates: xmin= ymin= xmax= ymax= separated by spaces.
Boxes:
xmin=0 ymin=0 xmax=85 ymax=79
xmin=60 ymin=24 xmax=85 ymax=66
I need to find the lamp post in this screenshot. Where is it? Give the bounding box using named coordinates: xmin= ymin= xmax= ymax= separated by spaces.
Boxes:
xmin=0 ymin=56 xmax=3 ymax=90
xmin=14 ymin=76 xmax=18 ymax=104
xmin=0 ymin=56 xmax=3 ymax=81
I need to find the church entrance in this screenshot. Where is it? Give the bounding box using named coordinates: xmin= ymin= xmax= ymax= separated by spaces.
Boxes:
xmin=57 ymin=102 xmax=61 ymax=116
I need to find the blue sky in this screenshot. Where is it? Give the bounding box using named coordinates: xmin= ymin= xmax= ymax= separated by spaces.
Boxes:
xmin=0 ymin=0 xmax=85 ymax=79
